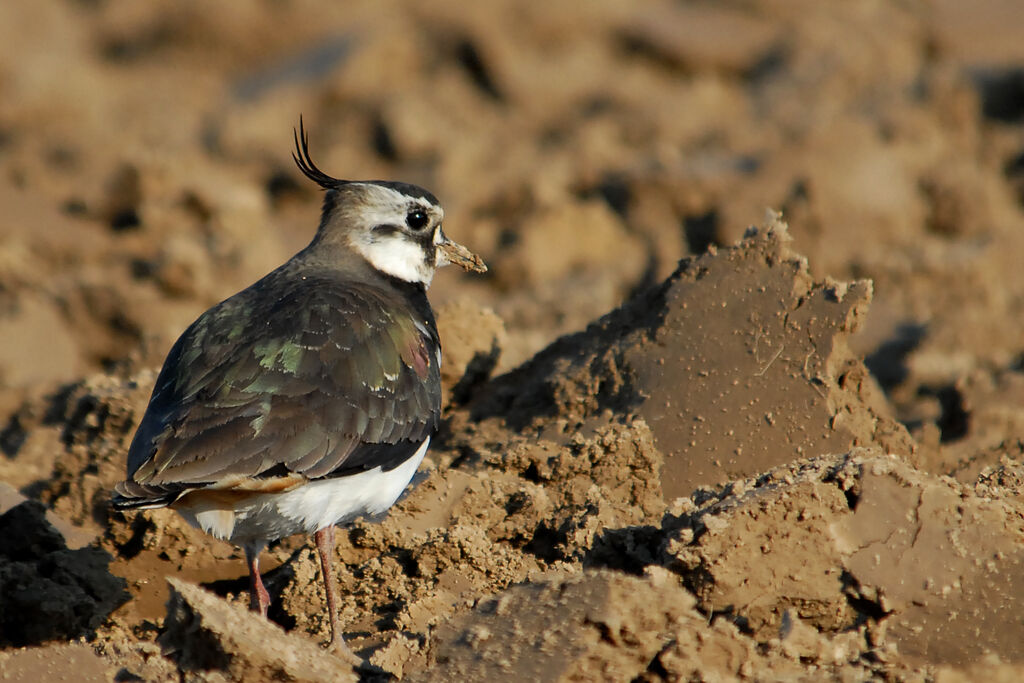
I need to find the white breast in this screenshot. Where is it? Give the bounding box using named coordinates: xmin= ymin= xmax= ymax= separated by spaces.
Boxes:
xmin=177 ymin=438 xmax=430 ymax=545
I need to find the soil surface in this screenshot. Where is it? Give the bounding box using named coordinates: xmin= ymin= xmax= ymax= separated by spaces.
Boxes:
xmin=2 ymin=1 xmax=1024 ymax=681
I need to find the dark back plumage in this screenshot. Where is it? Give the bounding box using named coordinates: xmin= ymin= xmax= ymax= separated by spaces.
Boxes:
xmin=113 ymin=262 xmax=441 ymax=508
xmin=112 ymin=119 xmax=462 ymax=510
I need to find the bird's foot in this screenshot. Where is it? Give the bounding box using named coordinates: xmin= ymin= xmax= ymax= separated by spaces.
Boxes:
xmin=326 ymin=635 xmax=362 ymax=667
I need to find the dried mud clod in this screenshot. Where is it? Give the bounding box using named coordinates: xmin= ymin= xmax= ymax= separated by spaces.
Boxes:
xmin=661 ymin=449 xmax=1024 ymax=667
xmin=0 ymin=500 xmax=128 ymax=647
xmin=410 ymin=446 xmax=1024 ymax=681
xmin=466 ymin=218 xmax=913 ymax=499
xmin=414 ymin=568 xmax=871 ymax=683
xmin=161 ymin=578 xmax=358 ymax=683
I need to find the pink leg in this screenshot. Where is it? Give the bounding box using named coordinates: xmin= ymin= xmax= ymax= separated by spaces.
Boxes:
xmin=314 ymin=525 xmax=359 ymax=663
xmin=245 ymin=543 xmax=270 ymax=617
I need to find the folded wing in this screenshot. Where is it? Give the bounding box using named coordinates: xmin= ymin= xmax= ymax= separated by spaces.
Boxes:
xmin=114 ymin=275 xmax=440 ymax=508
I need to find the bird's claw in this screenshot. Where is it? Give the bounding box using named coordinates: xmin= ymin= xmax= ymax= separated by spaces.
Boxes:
xmin=326 ymin=637 xmax=362 ymax=667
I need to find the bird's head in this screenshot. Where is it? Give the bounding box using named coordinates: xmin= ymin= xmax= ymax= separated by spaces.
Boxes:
xmin=293 ymin=120 xmax=486 ymax=287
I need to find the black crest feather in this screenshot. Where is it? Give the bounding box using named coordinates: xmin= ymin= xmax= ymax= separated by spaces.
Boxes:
xmin=293 ymin=116 xmax=347 ymax=190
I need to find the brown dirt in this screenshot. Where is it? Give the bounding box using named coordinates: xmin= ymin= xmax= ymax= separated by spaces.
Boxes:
xmin=2 ymin=0 xmax=1024 ymax=681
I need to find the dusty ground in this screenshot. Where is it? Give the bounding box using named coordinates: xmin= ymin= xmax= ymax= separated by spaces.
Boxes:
xmin=2 ymin=0 xmax=1024 ymax=680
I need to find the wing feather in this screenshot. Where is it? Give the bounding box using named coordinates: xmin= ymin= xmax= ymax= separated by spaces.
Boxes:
xmin=116 ymin=271 xmax=440 ymax=506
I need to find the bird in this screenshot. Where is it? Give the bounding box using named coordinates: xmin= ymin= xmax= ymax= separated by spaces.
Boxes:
xmin=111 ymin=119 xmax=487 ymax=661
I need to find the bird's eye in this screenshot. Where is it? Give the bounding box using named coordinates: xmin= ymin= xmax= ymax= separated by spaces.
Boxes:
xmin=406 ymin=210 xmax=429 ymax=231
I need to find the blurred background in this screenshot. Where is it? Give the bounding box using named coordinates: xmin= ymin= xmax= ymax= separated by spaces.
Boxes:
xmin=1 ymin=0 xmax=1023 ymax=473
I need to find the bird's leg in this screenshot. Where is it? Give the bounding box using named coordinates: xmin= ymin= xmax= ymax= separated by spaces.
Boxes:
xmin=314 ymin=525 xmax=359 ymax=663
xmin=244 ymin=542 xmax=270 ymax=617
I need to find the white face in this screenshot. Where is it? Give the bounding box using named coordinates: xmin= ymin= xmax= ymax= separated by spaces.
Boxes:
xmin=345 ymin=184 xmax=445 ymax=286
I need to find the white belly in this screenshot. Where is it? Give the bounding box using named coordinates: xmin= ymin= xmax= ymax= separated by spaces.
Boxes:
xmin=176 ymin=438 xmax=429 ymax=545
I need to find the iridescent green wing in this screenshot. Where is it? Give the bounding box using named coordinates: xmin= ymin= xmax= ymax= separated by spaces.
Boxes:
xmin=124 ymin=274 xmax=440 ymax=495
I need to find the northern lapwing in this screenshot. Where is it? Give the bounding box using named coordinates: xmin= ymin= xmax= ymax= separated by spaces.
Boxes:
xmin=113 ymin=119 xmax=486 ymax=661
